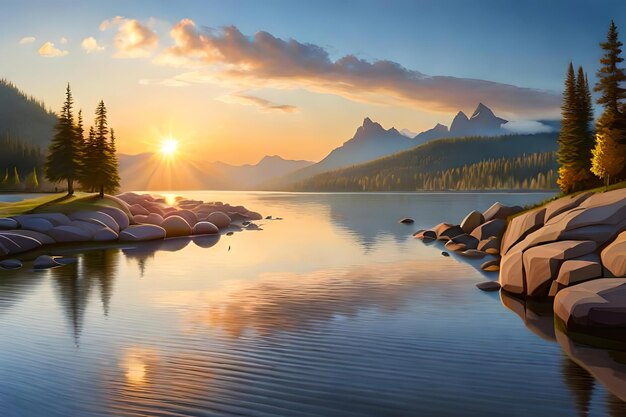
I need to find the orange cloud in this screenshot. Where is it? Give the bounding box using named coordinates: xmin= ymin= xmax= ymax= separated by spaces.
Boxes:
xmin=101 ymin=16 xmax=158 ymax=58
xmin=38 ymin=41 xmax=69 ymax=57
xmin=155 ymin=20 xmax=560 ymax=118
xmin=219 ymin=93 xmax=298 ymax=113
xmin=81 ymin=36 xmax=104 ymax=53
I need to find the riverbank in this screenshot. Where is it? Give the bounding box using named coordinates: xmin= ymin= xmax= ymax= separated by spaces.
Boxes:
xmin=0 ymin=191 xmax=263 ymax=267
xmin=414 ymin=184 xmax=626 ymax=347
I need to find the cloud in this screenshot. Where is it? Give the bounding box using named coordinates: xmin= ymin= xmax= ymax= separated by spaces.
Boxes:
xmin=100 ymin=16 xmax=158 ymax=58
xmin=154 ymin=20 xmax=560 ymax=118
xmin=502 ymin=120 xmax=557 ymax=134
xmin=38 ymin=41 xmax=69 ymax=57
xmin=81 ymin=36 xmax=104 ymax=53
xmin=19 ymin=36 xmax=36 ymax=45
xmin=219 ymin=93 xmax=298 ymax=113
xmin=59 ymin=37 xmax=68 ymax=45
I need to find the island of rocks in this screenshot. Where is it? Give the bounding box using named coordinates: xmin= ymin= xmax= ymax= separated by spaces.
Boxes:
xmin=414 ymin=188 xmax=626 ymax=346
xmin=0 ymin=192 xmax=262 ymax=268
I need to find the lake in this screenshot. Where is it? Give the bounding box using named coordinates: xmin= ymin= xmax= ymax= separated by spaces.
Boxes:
xmin=1 ymin=191 xmax=625 ymax=417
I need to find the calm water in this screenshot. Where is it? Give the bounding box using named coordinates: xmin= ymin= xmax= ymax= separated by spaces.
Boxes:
xmin=1 ymin=191 xmax=625 ymax=417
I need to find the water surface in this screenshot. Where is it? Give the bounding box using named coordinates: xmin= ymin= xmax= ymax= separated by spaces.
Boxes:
xmin=1 ymin=191 xmax=625 ymax=417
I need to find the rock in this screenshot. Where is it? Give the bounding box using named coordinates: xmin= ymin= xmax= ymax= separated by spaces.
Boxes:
xmin=0 ymin=259 xmax=22 ymax=269
xmin=93 ymin=228 xmax=119 ymax=242
xmin=556 ymin=253 xmax=602 ymax=287
xmin=133 ymin=213 xmax=164 ymax=226
xmin=99 ymin=207 xmax=130 ymax=229
xmin=470 ymin=218 xmax=507 ymax=242
xmin=460 ymin=210 xmax=485 ymax=234
xmin=69 ymin=211 xmax=120 ymax=233
xmin=437 ymin=224 xmax=465 ymax=240
xmin=13 ymin=213 xmax=71 ymax=226
xmin=441 ymin=251 xmax=450 ymax=257
xmin=523 ymin=240 xmax=597 ymax=297
xmin=143 ymin=203 xmax=165 ymax=216
xmin=450 ymin=233 xmax=479 ymax=250
xmin=119 ymin=224 xmax=166 ymax=242
xmin=129 ymin=204 xmax=150 ymax=216
xmin=33 ymin=255 xmax=59 ymax=269
xmin=399 ymin=218 xmax=414 ymax=224
xmin=226 ymin=231 xmax=234 ymax=236
xmin=19 ymin=217 xmax=54 ymax=233
xmin=500 ymin=208 xmax=546 ymax=255
xmin=478 ymin=237 xmax=500 ymax=254
xmin=544 ymin=192 xmax=592 ymax=221
xmin=461 ymin=249 xmax=487 ymax=258
xmin=601 ymin=230 xmax=626 ymax=277
xmin=444 ymin=241 xmax=466 ymax=252
xmin=161 ymin=216 xmax=192 ymax=238
xmin=0 ymin=233 xmax=43 ymax=255
xmin=206 ymin=212 xmax=231 ymax=229
xmin=483 ymin=202 xmax=523 ymax=222
xmin=481 ymin=259 xmax=500 ymax=271
xmin=476 ymin=281 xmax=501 ymax=291
xmin=246 ymin=211 xmax=263 ymax=221
xmin=69 ymin=220 xmax=102 ymax=236
xmin=1 ymin=230 xmax=55 ymax=245
xmin=0 ymin=218 xmax=18 ymax=230
xmin=47 ymin=225 xmax=92 ymax=243
xmin=554 ymin=278 xmax=626 ymax=336
xmin=265 ymin=215 xmax=273 ymax=220
xmin=499 ymin=250 xmax=526 ymax=295
xmin=192 ymin=221 xmax=219 ymax=235
xmin=164 ymin=209 xmax=197 ymax=227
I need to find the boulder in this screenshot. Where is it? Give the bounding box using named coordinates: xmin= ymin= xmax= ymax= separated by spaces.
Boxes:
xmin=133 ymin=213 xmax=163 ymax=226
xmin=544 ymin=192 xmax=592 ymax=221
xmin=0 ymin=233 xmax=43 ymax=255
xmin=399 ymin=218 xmax=414 ymax=224
xmin=483 ymin=202 xmax=523 ymax=222
xmin=161 ymin=216 xmax=192 ymax=238
xmin=143 ymin=203 xmax=165 ymax=216
xmin=228 ymin=212 xmax=251 ymax=222
xmin=554 ymin=278 xmax=626 ymax=332
xmin=499 ymin=250 xmax=526 ymax=295
xmin=129 ymin=204 xmax=150 ymax=216
xmin=47 ymin=225 xmax=92 ymax=243
xmin=69 ymin=211 xmax=120 ymax=232
xmin=450 ymin=233 xmax=479 ymax=250
xmin=13 ymin=213 xmax=71 ymax=226
xmin=33 ymin=255 xmax=59 ymax=269
xmin=476 ymin=281 xmax=501 ymax=291
xmin=523 ymin=240 xmax=597 ymax=297
xmin=432 ymin=223 xmax=464 ymax=241
xmin=246 ymin=211 xmax=263 ymax=221
xmin=69 ymin=220 xmax=102 ymax=236
xmin=556 ymin=253 xmax=602 ymax=287
xmin=1 ymin=230 xmax=55 ymax=245
xmin=478 ymin=237 xmax=500 ymax=254
xmin=481 ymin=259 xmax=500 ymax=272
xmin=601 ymin=231 xmax=626 ymax=277
xmin=470 ymin=218 xmax=507 ymax=241
xmin=192 ymin=221 xmax=219 ymax=235
xmin=18 ymin=217 xmax=54 ymax=233
xmin=445 ymin=241 xmax=466 ymax=251
xmin=460 ymin=210 xmax=485 ymax=234
xmin=501 ymin=208 xmax=546 ymax=255
xmin=164 ymin=209 xmax=197 ymax=227
xmin=0 ymin=259 xmax=22 ymax=269
xmin=206 ymin=211 xmax=231 ymax=229
xmin=99 ymin=207 xmax=130 ymax=229
xmin=460 ymin=249 xmax=487 ymax=258
xmin=93 ymin=228 xmax=119 ymax=242
xmin=119 ymin=224 xmax=166 ymax=242
xmin=0 ymin=218 xmax=18 ymax=230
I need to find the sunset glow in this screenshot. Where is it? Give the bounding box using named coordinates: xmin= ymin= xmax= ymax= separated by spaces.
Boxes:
xmin=160 ymin=138 xmax=179 ymax=156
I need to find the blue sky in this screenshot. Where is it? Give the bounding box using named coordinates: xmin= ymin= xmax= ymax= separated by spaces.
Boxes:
xmin=1 ymin=0 xmax=624 ymax=162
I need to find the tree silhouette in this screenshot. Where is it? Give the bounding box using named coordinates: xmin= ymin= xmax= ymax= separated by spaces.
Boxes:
xmin=44 ymin=84 xmax=83 ymax=195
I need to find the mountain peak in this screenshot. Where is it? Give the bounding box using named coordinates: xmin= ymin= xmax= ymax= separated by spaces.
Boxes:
xmin=471 ymin=103 xmax=495 ymax=120
xmin=259 ymin=155 xmax=285 ymax=164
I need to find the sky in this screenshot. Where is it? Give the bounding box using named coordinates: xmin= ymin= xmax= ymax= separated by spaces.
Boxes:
xmin=1 ymin=0 xmax=625 ymax=164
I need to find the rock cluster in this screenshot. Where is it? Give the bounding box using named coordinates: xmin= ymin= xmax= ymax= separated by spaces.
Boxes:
xmin=0 ymin=192 xmax=262 ymax=257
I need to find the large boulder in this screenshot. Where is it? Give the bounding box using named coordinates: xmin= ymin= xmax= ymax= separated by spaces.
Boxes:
xmin=449 ymin=233 xmax=479 ymax=250
xmin=246 ymin=211 xmax=263 ymax=221
xmin=47 ymin=225 xmax=92 ymax=243
xmin=18 ymin=217 xmax=54 ymax=233
xmin=483 ymin=202 xmax=523 ymax=221
xmin=544 ymin=192 xmax=592 ymax=221
xmin=133 ymin=213 xmax=163 ymax=225
xmin=0 ymin=233 xmax=42 ymax=255
xmin=501 ymin=208 xmax=546 ymax=255
xmin=119 ymin=224 xmax=166 ymax=242
xmin=69 ymin=220 xmax=102 ymax=236
xmin=160 ymin=216 xmax=192 ymax=238
xmin=0 ymin=218 xmax=18 ymax=230
xmin=460 ymin=210 xmax=485 ymax=234
xmin=33 ymin=255 xmax=60 ymax=269
xmin=129 ymin=204 xmax=150 ymax=216
xmin=164 ymin=209 xmax=197 ymax=227
xmin=206 ymin=211 xmax=231 ymax=229
xmin=13 ymin=213 xmax=71 ymax=226
xmin=601 ymin=230 xmax=626 ymax=277
xmin=99 ymin=207 xmax=130 ymax=229
xmin=0 ymin=259 xmax=22 ymax=269
xmin=556 ymin=253 xmax=602 ymax=287
xmin=1 ymin=230 xmax=55 ymax=245
xmin=470 ymin=218 xmax=507 ymax=241
xmin=554 ymin=278 xmax=626 ymax=337
xmin=69 ymin=211 xmax=120 ymax=232
xmin=93 ymin=228 xmax=119 ymax=242
xmin=499 ymin=250 xmax=526 ymax=294
xmin=192 ymin=221 xmax=219 ymax=235
xmin=522 ymin=240 xmax=597 ymax=297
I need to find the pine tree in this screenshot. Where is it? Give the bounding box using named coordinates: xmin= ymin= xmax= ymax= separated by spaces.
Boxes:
xmin=107 ymin=128 xmax=121 ymax=194
xmin=45 ymin=84 xmax=83 ymax=195
xmin=595 ymin=21 xmax=626 ymax=122
xmin=557 ymin=63 xmax=582 ymax=193
xmin=576 ymin=66 xmax=595 ymax=163
xmin=591 ymin=126 xmax=626 ymax=188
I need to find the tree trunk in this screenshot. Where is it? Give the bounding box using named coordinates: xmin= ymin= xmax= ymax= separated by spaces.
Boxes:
xmin=99 ymin=185 xmax=104 ymax=198
xmin=67 ymin=178 xmax=74 ymax=195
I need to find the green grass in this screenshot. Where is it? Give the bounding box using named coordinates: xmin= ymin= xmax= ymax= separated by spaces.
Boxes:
xmin=0 ymin=192 xmax=131 ymax=218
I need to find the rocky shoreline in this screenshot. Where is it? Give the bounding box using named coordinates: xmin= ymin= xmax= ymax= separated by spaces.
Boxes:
xmin=0 ymin=192 xmax=262 ymax=269
xmin=414 ymin=188 xmax=626 ymax=347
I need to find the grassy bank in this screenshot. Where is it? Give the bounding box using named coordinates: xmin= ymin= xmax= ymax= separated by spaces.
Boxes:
xmin=0 ymin=193 xmax=131 ymax=218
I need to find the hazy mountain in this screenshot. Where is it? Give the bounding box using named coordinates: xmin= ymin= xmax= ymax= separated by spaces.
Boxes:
xmin=0 ymin=79 xmax=57 ymax=147
xmin=414 ymin=123 xmax=448 ymax=141
xmin=399 ymin=128 xmax=417 ymax=138
xmin=214 ymin=155 xmax=313 ymax=189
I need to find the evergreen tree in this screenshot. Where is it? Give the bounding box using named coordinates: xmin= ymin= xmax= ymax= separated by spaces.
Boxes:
xmin=557 ymin=63 xmax=582 ymax=193
xmin=595 ymin=21 xmax=626 ymax=123
xmin=107 ymin=128 xmax=121 ymax=194
xmin=591 ymin=126 xmax=626 ymax=188
xmin=44 ymin=84 xmax=82 ymax=195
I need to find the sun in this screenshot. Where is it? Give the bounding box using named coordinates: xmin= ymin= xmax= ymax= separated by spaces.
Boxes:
xmin=160 ymin=138 xmax=179 ymax=156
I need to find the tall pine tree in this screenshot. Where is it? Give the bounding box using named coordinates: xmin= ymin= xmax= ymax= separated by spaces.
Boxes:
xmin=45 ymin=84 xmax=83 ymax=195
xmin=557 ymin=63 xmax=582 ymax=193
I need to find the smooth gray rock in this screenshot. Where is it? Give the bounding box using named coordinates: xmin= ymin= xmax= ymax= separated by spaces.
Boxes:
xmin=206 ymin=212 xmax=231 ymax=229
xmin=0 ymin=230 xmax=55 ymax=245
xmin=119 ymin=224 xmax=166 ymax=242
xmin=0 ymin=259 xmax=22 ymax=269
xmin=19 ymin=217 xmax=54 ymax=233
xmin=98 ymin=207 xmax=130 ymax=229
xmin=69 ymin=211 xmax=120 ymax=233
xmin=192 ymin=221 xmax=219 ymax=235
xmin=93 ymin=228 xmax=119 ymax=242
xmin=161 ymin=216 xmax=192 ymax=238
xmin=0 ymin=218 xmax=18 ymax=230
xmin=13 ymin=213 xmax=70 ymax=226
xmin=47 ymin=225 xmax=92 ymax=243
xmin=399 ymin=218 xmax=415 ymax=224
xmin=0 ymin=233 xmax=43 ymax=255
xmin=33 ymin=255 xmax=59 ymax=269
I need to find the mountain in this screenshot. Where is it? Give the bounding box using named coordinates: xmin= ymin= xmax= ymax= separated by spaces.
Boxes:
xmin=118 ymin=153 xmax=313 ymax=191
xmin=288 ymin=132 xmax=559 ymax=192
xmin=414 ymin=123 xmax=448 ymax=141
xmin=399 ymin=128 xmax=417 ymax=138
xmin=0 ymin=79 xmax=57 ymax=147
